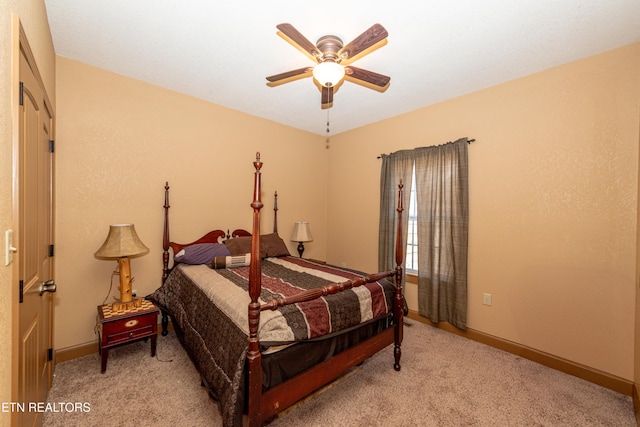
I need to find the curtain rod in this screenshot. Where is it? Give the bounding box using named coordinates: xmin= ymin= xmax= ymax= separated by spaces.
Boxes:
xmin=377 ymin=138 xmax=476 ymax=159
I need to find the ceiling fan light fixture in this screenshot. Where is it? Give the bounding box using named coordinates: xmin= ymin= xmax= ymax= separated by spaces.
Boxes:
xmin=267 ymin=23 xmax=390 ymax=108
xmin=313 ymin=61 xmax=345 ymax=87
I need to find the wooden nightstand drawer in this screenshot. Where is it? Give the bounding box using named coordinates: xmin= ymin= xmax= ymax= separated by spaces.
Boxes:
xmin=103 ymin=316 xmax=155 ymax=346
xmin=97 ymin=300 xmax=159 ymax=373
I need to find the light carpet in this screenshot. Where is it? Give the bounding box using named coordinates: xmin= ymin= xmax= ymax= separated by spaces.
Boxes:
xmin=43 ymin=320 xmax=636 ymax=426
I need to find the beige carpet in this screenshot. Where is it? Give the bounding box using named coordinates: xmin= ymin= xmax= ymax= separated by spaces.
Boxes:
xmin=44 ymin=320 xmax=636 ymax=426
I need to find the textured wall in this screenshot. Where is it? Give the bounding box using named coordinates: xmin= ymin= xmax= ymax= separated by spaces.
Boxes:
xmin=0 ymin=6 xmax=14 ymax=422
xmin=20 ymin=30 xmax=640 ymax=393
xmin=327 ymin=43 xmax=640 ymax=380
xmin=54 ymin=57 xmax=327 ymax=350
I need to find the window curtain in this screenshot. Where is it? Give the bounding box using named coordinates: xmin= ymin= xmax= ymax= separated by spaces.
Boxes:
xmin=414 ymin=138 xmax=469 ymax=329
xmin=378 ymin=150 xmax=413 ymax=282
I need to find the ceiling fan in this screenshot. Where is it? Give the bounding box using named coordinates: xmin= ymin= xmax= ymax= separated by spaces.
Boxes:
xmin=266 ymin=23 xmax=391 ymax=109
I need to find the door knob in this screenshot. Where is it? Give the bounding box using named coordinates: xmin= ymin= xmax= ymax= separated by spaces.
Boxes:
xmin=39 ymin=280 xmax=56 ymax=296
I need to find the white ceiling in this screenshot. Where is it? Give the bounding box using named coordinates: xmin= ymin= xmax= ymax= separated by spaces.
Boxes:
xmin=45 ymin=1 xmax=640 ymax=136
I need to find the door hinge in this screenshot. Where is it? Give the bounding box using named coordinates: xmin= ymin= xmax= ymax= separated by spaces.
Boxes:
xmin=19 ymin=280 xmax=24 ymax=303
xmin=49 ymin=244 xmax=54 ymax=257
xmin=47 ymin=348 xmax=53 ymax=362
xmin=19 ymin=82 xmax=24 ymax=106
xmin=49 ymin=140 xmax=55 ymax=153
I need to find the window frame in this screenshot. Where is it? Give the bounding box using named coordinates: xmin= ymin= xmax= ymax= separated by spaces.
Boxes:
xmin=405 ymin=167 xmax=418 ymax=274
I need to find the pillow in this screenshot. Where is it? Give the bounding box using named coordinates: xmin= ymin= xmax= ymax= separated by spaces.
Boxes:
xmin=260 ymin=233 xmax=290 ymax=258
xmin=224 ymin=236 xmax=252 ymax=256
xmin=174 ymin=243 xmax=231 ymax=265
xmin=225 ymin=233 xmax=290 ymax=258
xmin=211 ymin=253 xmax=251 ymax=269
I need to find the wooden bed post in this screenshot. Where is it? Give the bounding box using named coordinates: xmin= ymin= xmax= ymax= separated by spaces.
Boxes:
xmin=162 ymin=181 xmax=171 ymax=284
xmin=247 ymin=153 xmax=264 ymax=427
xmin=393 ymin=180 xmax=404 ymax=371
xmin=161 ymin=182 xmax=171 ymax=336
xmin=273 ymin=191 xmax=278 ymax=234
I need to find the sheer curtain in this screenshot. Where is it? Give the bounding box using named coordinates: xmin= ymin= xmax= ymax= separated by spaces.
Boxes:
xmin=414 ymin=138 xmax=469 ymax=329
xmin=379 ymin=138 xmax=469 ymax=329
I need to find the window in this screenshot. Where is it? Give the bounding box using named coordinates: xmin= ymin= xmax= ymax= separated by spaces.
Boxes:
xmin=405 ymin=168 xmax=418 ymax=273
xmin=379 ymin=138 xmax=469 ymax=329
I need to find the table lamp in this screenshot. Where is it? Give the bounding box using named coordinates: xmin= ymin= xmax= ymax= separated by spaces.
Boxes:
xmin=290 ymin=222 xmax=313 ymax=258
xmin=95 ymin=224 xmax=149 ymax=311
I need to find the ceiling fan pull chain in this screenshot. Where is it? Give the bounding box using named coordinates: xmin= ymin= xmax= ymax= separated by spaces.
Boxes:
xmin=326 ymin=109 xmax=331 ymax=149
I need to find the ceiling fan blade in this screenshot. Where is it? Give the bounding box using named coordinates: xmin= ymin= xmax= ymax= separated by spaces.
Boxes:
xmin=276 ymin=23 xmax=321 ymax=62
xmin=344 ymin=66 xmax=390 ymax=92
xmin=338 ymin=23 xmax=388 ymax=64
xmin=266 ymin=67 xmax=313 ymax=87
xmin=321 ymin=86 xmax=334 ymax=109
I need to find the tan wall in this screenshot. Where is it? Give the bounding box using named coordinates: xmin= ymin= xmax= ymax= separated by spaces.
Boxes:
xmin=636 ymin=100 xmax=640 ymax=395
xmin=0 ymin=7 xmax=14 ymax=418
xmin=0 ymin=1 xmax=55 ymax=425
xmin=327 ymin=43 xmax=640 ymax=380
xmin=54 ymin=57 xmax=327 ymax=350
xmin=22 ymin=26 xmax=640 ymax=400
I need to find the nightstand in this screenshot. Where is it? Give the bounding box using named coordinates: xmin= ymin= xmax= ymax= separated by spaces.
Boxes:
xmin=97 ymin=299 xmax=159 ymax=373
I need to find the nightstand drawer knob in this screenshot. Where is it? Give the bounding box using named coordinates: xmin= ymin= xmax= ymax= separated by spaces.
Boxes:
xmin=129 ymin=332 xmax=133 ymax=337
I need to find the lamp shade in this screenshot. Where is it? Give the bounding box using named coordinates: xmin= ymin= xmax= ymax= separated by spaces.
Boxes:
xmin=313 ymin=61 xmax=345 ymax=87
xmin=94 ymin=224 xmax=149 ymax=259
xmin=291 ymin=222 xmax=313 ymax=243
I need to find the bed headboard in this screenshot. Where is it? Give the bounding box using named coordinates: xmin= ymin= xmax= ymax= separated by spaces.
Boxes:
xmin=161 ymin=180 xmax=278 ymax=283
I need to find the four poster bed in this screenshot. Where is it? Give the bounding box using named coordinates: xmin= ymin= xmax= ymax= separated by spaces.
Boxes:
xmin=148 ymin=153 xmax=405 ymax=427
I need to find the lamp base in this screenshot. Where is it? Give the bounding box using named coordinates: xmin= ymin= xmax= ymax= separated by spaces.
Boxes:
xmin=111 ymin=297 xmax=143 ymax=312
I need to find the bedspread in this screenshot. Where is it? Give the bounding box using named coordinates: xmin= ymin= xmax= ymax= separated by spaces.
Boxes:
xmin=149 ymin=265 xmax=247 ymax=426
xmin=148 ymin=256 xmax=396 ymax=426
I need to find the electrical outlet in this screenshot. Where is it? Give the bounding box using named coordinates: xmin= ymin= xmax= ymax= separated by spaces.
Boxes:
xmin=482 ymin=293 xmax=492 ymax=306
